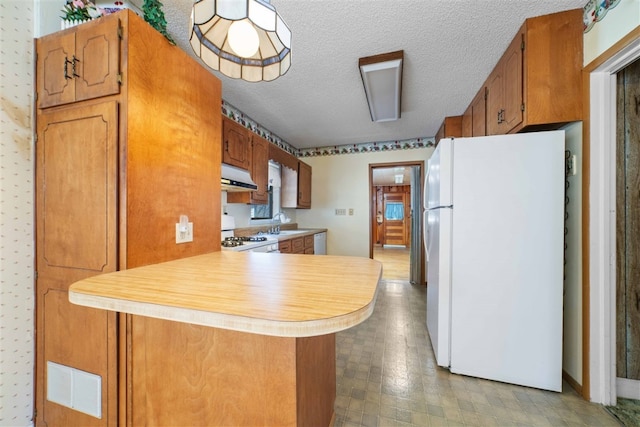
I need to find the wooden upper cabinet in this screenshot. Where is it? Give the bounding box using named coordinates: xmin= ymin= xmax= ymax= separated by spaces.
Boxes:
xmin=485 ymin=9 xmax=583 ymax=135
xmin=435 ymin=116 xmax=463 ymax=145
xmin=227 ymin=133 xmax=269 ymax=204
xmin=462 ymin=103 xmax=473 ymax=137
xmin=486 ymin=34 xmax=522 ymax=135
xmin=222 ymin=116 xmax=251 ymax=170
xmin=282 ymin=159 xmax=312 ymax=209
xmin=471 ymin=87 xmax=487 ymax=136
xmin=36 ymin=14 xmax=121 ymax=109
xmin=297 ymin=161 xmax=312 ymax=209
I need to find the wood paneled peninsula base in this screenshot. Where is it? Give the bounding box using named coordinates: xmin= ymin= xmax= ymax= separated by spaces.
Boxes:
xmin=69 ymin=252 xmax=382 ymax=426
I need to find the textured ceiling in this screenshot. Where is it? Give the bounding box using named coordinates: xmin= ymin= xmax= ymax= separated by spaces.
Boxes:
xmin=131 ymin=0 xmax=587 ymax=150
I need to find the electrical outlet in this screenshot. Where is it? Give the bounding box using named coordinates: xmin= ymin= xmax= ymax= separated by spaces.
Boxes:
xmin=349 ymin=208 xmax=354 ymax=216
xmin=176 ymin=222 xmax=193 ymax=244
xmin=335 ymin=208 xmax=346 ymax=216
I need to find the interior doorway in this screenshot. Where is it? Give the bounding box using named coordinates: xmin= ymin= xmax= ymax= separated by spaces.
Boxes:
xmin=615 ymin=58 xmax=640 ymax=387
xmin=369 ymin=161 xmax=424 ymax=284
xmin=587 ymin=35 xmax=640 ymax=404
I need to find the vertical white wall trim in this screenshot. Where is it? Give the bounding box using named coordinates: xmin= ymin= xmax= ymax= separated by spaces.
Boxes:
xmin=588 ymin=37 xmax=640 ymax=406
xmin=0 ymin=1 xmax=35 ymax=426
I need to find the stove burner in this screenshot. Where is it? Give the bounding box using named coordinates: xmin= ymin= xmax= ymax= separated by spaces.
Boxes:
xmin=224 ymin=236 xmax=267 ymax=242
xmin=221 ymin=236 xmax=270 ymax=247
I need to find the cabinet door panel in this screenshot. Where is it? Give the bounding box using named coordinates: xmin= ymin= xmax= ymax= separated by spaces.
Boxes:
xmin=37 ymin=32 xmax=76 ymax=108
xmin=471 ymin=88 xmax=486 ymax=137
xmin=485 ymin=68 xmax=502 ymax=135
xmin=251 ymin=135 xmax=269 ymax=204
xmin=502 ymin=34 xmax=523 ymax=133
xmin=223 ymin=118 xmax=251 ymax=170
xmin=298 ymin=161 xmax=312 ymax=208
xmin=75 ymin=17 xmax=121 ymax=103
xmin=35 ymin=101 xmax=118 ymax=427
xmin=37 ymin=102 xmax=118 ymax=278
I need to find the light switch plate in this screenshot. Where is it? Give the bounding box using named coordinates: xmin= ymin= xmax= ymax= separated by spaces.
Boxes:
xmin=176 ymin=222 xmax=194 ymax=244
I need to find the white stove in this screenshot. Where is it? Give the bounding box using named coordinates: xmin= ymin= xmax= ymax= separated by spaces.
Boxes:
xmin=221 ymin=214 xmax=279 ymax=253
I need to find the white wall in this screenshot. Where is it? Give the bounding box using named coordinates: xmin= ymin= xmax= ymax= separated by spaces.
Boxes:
xmin=584 ymin=0 xmax=640 ymax=65
xmin=296 ymin=148 xmax=433 ymax=257
xmin=563 ymin=122 xmax=583 ymax=385
xmin=0 ymin=2 xmax=35 ymax=425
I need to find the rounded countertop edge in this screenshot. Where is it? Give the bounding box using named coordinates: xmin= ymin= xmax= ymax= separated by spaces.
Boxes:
xmin=69 ymin=283 xmax=380 ymax=338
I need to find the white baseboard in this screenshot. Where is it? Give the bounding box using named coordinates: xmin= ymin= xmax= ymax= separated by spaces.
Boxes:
xmin=617 ymin=377 xmax=640 ymax=400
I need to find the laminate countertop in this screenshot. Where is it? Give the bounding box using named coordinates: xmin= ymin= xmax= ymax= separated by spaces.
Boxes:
xmin=69 ymin=251 xmax=382 ymax=337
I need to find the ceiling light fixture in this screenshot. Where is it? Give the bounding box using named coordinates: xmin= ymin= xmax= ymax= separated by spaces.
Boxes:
xmin=358 ymin=50 xmax=404 ymax=122
xmin=190 ymin=0 xmax=291 ymax=82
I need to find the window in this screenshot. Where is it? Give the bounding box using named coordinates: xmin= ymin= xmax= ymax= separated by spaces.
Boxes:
xmin=385 ymin=202 xmax=404 ymax=220
xmin=250 ymin=186 xmax=273 ymax=219
xmin=250 ymin=161 xmax=281 ymax=222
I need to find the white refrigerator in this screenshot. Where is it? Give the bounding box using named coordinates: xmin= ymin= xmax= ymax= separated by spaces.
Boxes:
xmin=423 ymin=131 xmax=564 ymax=392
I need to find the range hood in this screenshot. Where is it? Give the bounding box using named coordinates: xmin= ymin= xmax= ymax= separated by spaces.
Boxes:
xmin=221 ymin=163 xmax=257 ymax=192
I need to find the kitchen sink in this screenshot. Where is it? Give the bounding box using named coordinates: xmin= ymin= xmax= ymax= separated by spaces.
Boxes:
xmin=275 ymin=230 xmax=308 ymax=235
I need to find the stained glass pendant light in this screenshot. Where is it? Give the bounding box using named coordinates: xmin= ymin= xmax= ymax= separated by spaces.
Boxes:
xmin=190 ymin=0 xmax=291 ymax=82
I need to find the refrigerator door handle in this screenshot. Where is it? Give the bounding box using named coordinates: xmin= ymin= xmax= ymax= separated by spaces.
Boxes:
xmin=424 ymin=210 xmax=430 ymax=262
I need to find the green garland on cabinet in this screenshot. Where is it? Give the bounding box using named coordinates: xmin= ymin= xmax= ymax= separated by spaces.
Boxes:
xmin=142 ymin=0 xmax=175 ymax=45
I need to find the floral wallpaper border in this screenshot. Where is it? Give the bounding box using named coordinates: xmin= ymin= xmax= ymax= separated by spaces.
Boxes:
xmin=583 ymin=0 xmax=622 ymax=33
xmin=221 ymin=101 xmax=435 ymax=158
xmin=297 ymin=138 xmax=435 ymax=157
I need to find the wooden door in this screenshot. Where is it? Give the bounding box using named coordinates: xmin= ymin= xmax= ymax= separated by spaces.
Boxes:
xmin=383 ymin=193 xmax=407 ymax=246
xmin=485 ymin=64 xmax=503 ymax=135
xmin=501 ymin=32 xmax=524 ymax=133
xmin=251 ymin=134 xmax=269 ymax=204
xmin=74 ymin=15 xmax=121 ymax=103
xmin=462 ymin=103 xmax=472 ymax=137
xmin=222 ymin=117 xmax=251 ymax=170
xmin=36 ymin=32 xmax=76 ymax=108
xmin=616 ymin=58 xmax=640 ymax=380
xmin=471 ymin=87 xmax=487 ymax=136
xmin=35 ymin=101 xmax=119 ymax=426
xmin=298 ymin=161 xmax=312 ymax=208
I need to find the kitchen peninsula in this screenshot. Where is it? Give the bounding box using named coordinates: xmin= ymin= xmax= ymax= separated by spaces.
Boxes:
xmin=69 ymin=251 xmax=382 ymax=426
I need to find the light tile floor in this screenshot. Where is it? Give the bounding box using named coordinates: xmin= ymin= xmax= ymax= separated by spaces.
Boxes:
xmin=334 ymin=279 xmax=620 ymax=426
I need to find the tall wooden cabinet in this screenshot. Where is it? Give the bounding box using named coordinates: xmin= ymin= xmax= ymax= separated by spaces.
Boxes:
xmin=35 ymin=11 xmax=222 ymax=426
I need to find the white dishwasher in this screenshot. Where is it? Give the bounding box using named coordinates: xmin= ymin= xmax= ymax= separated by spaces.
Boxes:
xmin=313 ymin=232 xmax=327 ymax=255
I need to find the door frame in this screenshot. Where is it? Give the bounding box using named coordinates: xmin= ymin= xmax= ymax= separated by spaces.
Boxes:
xmin=369 ymin=161 xmax=425 ymax=285
xmin=584 ymin=30 xmax=640 ymax=404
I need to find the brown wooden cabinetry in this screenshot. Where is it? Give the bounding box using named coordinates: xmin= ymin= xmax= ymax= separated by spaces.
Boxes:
xmin=297 ymin=161 xmax=312 ymax=209
xmin=292 ymin=237 xmax=305 ymax=253
xmin=222 ymin=116 xmax=251 ymax=170
xmin=470 ymin=87 xmax=487 ymax=136
xmin=304 ymin=235 xmax=315 ymax=254
xmin=227 ymin=133 xmax=269 ymax=204
xmin=279 ymin=239 xmax=292 ymax=253
xmin=35 ymin=11 xmax=221 ymax=427
xmin=36 ymin=16 xmax=120 ymax=108
xmin=279 ymin=235 xmax=315 ymax=254
xmin=435 ymin=116 xmax=462 ymax=145
xmin=282 ymin=159 xmax=312 ymax=209
xmin=486 ymin=33 xmax=523 ymax=135
xmin=462 ymin=87 xmax=488 ymax=137
xmin=485 ymin=9 xmax=583 ymax=135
